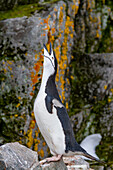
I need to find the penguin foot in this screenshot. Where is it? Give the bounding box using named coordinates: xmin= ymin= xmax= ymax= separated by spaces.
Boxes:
xmin=39 ymin=155 xmax=62 ymax=165
xmin=46 ymin=154 xmax=62 ymax=162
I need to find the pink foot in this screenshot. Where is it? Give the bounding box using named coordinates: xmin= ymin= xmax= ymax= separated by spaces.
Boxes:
xmin=40 ymin=155 xmax=62 ymax=165
xmin=46 ymin=155 xmax=62 ymax=162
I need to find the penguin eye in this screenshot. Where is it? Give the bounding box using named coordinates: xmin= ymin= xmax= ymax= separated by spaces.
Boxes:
xmin=52 ymin=57 xmax=54 ymax=60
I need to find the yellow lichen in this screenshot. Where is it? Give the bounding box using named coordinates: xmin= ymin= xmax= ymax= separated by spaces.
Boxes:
xmin=18 ymin=96 xmax=21 ymax=100
xmin=108 ymin=98 xmax=112 ymax=103
xmin=42 ymin=142 xmax=46 ymax=146
xmin=110 ymin=89 xmax=113 ymax=94
xmin=34 ymin=143 xmax=38 ymax=151
xmin=66 ymin=102 xmax=68 ymax=109
xmin=14 ymin=114 xmax=18 ymax=117
xmin=16 ymin=103 xmax=20 ymax=108
xmin=96 ymin=30 xmax=100 ymax=38
xmin=104 ymin=85 xmax=107 ymax=90
xmin=30 ymin=120 xmax=35 ymax=129
xmin=38 ymin=149 xmax=44 ymax=158
xmin=27 ymin=129 xmax=33 ymax=148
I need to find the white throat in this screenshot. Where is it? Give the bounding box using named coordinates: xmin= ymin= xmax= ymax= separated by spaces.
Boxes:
xmin=39 ymin=65 xmax=53 ymax=93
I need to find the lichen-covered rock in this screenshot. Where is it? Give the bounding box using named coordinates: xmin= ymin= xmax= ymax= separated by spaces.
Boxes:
xmin=0 ymin=0 xmax=76 ymax=159
xmin=0 ymin=142 xmax=38 ymax=169
xmin=74 ymin=0 xmax=113 ymax=53
xmin=70 ymin=53 xmax=113 ymax=166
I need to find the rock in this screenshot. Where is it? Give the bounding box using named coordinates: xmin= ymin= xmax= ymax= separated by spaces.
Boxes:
xmin=70 ymin=52 xmax=113 ymax=136
xmin=0 ymin=142 xmax=92 ymax=170
xmin=70 ymin=52 xmax=113 ymax=165
xmin=91 ymin=165 xmax=104 ymax=170
xmin=0 ymin=153 xmax=6 ymax=170
xmin=40 ymin=159 xmax=67 ymax=170
xmin=63 ymin=156 xmax=90 ymax=170
xmin=33 ymin=156 xmax=90 ymax=170
xmin=0 ymin=142 xmax=38 ymax=170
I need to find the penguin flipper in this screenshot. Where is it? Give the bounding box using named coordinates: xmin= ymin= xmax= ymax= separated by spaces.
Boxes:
xmin=45 ymin=95 xmax=53 ymax=113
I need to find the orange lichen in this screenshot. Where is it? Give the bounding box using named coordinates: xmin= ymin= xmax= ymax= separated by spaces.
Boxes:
xmin=42 ymin=142 xmax=46 ymax=146
xmin=51 ymin=28 xmax=56 ymax=34
xmin=43 ymin=18 xmax=49 ymax=24
xmin=59 ymin=7 xmax=63 ymax=24
xmin=38 ymin=149 xmax=44 ymax=158
xmin=31 ymin=75 xmax=38 ymax=85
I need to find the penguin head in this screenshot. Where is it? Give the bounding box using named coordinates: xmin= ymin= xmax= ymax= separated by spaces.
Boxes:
xmin=43 ymin=43 xmax=57 ymax=75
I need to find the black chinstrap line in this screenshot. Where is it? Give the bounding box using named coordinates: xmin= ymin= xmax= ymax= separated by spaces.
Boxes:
xmin=44 ymin=55 xmax=55 ymax=69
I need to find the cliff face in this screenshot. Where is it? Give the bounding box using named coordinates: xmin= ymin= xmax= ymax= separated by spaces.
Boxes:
xmin=0 ymin=0 xmax=113 ymax=168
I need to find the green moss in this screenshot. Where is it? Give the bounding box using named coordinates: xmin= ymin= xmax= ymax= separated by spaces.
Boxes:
xmin=0 ymin=0 xmax=61 ymax=20
xmin=0 ymin=3 xmax=44 ymax=20
xmin=96 ymin=16 xmax=113 ymax=53
xmin=42 ymin=0 xmax=60 ymax=4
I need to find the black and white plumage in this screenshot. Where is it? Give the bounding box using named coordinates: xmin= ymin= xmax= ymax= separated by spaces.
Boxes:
xmin=34 ymin=43 xmax=103 ymax=163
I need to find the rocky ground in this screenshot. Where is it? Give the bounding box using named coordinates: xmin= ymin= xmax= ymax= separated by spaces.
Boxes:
xmin=0 ymin=142 xmax=105 ymax=170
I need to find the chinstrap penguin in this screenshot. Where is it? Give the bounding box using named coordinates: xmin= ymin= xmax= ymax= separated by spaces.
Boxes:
xmin=34 ymin=43 xmax=104 ymax=164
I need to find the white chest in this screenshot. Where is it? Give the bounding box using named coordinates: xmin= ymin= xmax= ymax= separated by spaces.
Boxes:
xmin=34 ymin=91 xmax=66 ymax=155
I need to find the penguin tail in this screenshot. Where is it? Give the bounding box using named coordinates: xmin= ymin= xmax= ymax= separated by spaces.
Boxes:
xmin=82 ymin=152 xmax=105 ymax=164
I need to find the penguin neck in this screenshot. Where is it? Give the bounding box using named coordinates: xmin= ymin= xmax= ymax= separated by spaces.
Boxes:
xmin=39 ymin=68 xmax=51 ymax=92
xmin=40 ymin=68 xmax=60 ymax=100
xmin=39 ymin=67 xmax=55 ymax=92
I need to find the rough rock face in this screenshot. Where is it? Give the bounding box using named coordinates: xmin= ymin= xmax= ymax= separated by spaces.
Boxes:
xmin=70 ymin=52 xmax=113 ymax=131
xmin=70 ymin=53 xmax=113 ymax=166
xmin=0 ymin=142 xmax=38 ymax=169
xmin=71 ymin=53 xmax=113 ymax=102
